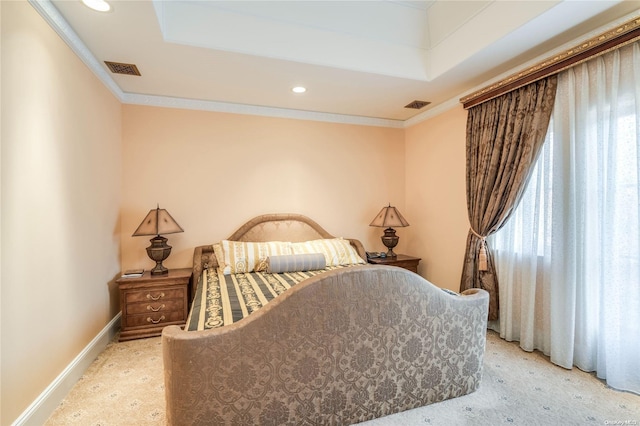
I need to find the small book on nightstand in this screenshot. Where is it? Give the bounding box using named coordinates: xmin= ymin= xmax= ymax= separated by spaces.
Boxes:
xmin=121 ymin=269 xmax=144 ymax=278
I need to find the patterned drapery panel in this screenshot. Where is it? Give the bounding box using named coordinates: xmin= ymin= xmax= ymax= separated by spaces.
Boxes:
xmin=460 ymin=76 xmax=557 ymax=320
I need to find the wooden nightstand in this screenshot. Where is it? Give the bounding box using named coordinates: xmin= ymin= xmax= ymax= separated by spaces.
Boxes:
xmin=367 ymin=254 xmax=421 ymax=273
xmin=117 ymin=268 xmax=192 ymax=341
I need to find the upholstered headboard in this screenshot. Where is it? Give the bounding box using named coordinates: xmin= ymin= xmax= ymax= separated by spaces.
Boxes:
xmin=191 ymin=213 xmax=366 ymax=296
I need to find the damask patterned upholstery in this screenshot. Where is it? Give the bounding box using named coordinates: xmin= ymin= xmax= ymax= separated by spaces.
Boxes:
xmin=163 ymin=265 xmax=489 ymax=425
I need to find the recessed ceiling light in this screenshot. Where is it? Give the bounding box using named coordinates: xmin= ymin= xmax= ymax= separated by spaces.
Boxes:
xmin=292 ymin=86 xmax=306 ymax=94
xmin=82 ymin=0 xmax=111 ymax=12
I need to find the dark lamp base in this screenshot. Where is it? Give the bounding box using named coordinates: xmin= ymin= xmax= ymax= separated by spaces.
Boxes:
xmin=146 ymin=235 xmax=172 ymax=275
xmin=381 ymin=227 xmax=399 ymax=257
xmin=150 ymin=264 xmax=169 ymax=275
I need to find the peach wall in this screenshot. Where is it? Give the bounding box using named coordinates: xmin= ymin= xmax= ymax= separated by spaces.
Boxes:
xmin=1 ymin=2 xmax=122 ymax=423
xmin=404 ymin=105 xmax=469 ymax=291
xmin=121 ymin=105 xmax=406 ymax=272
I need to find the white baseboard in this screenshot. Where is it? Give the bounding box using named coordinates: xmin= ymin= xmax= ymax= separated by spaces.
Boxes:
xmin=12 ymin=313 xmax=121 ymax=426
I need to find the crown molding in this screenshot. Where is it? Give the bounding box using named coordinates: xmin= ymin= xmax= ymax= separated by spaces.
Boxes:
xmin=26 ymin=1 xmax=640 ymax=129
xmin=122 ymin=93 xmax=405 ymax=128
xmin=28 ymin=0 xmax=404 ymax=129
xmin=402 ymin=97 xmax=461 ymax=128
xmin=29 ymin=0 xmax=124 ymax=101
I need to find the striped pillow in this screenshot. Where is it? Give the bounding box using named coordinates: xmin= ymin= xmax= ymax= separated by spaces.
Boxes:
xmin=290 ymin=238 xmax=365 ymax=267
xmin=217 ymin=240 xmax=291 ymax=275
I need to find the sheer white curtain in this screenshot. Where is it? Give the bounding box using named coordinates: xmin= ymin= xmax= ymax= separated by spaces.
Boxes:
xmin=490 ymin=41 xmax=640 ymax=394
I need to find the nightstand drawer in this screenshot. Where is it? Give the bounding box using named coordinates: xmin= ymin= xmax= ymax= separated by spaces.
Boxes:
xmin=125 ymin=310 xmax=185 ymax=328
xmin=124 ymin=287 xmax=184 ymax=304
xmin=125 ymin=298 xmax=185 ymax=315
xmin=117 ymin=268 xmax=192 ymax=341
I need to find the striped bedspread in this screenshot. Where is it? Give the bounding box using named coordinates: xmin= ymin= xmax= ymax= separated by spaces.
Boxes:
xmin=186 ymin=266 xmax=349 ymax=331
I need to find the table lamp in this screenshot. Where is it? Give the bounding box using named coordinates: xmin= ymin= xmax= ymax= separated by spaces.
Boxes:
xmin=369 ymin=204 xmax=409 ymax=257
xmin=132 ymin=205 xmax=184 ymax=275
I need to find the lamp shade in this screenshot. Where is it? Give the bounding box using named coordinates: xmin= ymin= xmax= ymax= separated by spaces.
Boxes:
xmin=132 ymin=206 xmax=184 ymax=237
xmin=369 ymin=204 xmax=409 ymax=228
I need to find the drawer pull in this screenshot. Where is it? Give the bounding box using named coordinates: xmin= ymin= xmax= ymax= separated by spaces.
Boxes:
xmin=147 ymin=292 xmax=165 ymax=301
xmin=147 ymin=315 xmax=165 ymax=324
xmin=147 ymin=304 xmax=165 ymax=312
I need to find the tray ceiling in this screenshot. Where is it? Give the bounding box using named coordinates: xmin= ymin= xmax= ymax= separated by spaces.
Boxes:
xmin=41 ymin=0 xmax=640 ymax=127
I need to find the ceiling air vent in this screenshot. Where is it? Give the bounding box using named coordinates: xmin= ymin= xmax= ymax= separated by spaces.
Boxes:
xmin=104 ymin=61 xmax=141 ymax=76
xmin=404 ymin=100 xmax=431 ymax=109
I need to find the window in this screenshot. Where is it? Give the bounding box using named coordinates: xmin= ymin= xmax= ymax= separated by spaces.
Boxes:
xmin=490 ymin=42 xmax=640 ymax=394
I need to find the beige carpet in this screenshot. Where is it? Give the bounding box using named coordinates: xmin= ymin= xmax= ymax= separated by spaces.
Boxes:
xmin=46 ymin=331 xmax=639 ymax=425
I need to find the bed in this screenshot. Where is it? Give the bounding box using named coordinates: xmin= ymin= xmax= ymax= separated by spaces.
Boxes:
xmin=162 ymin=213 xmax=489 ymax=425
